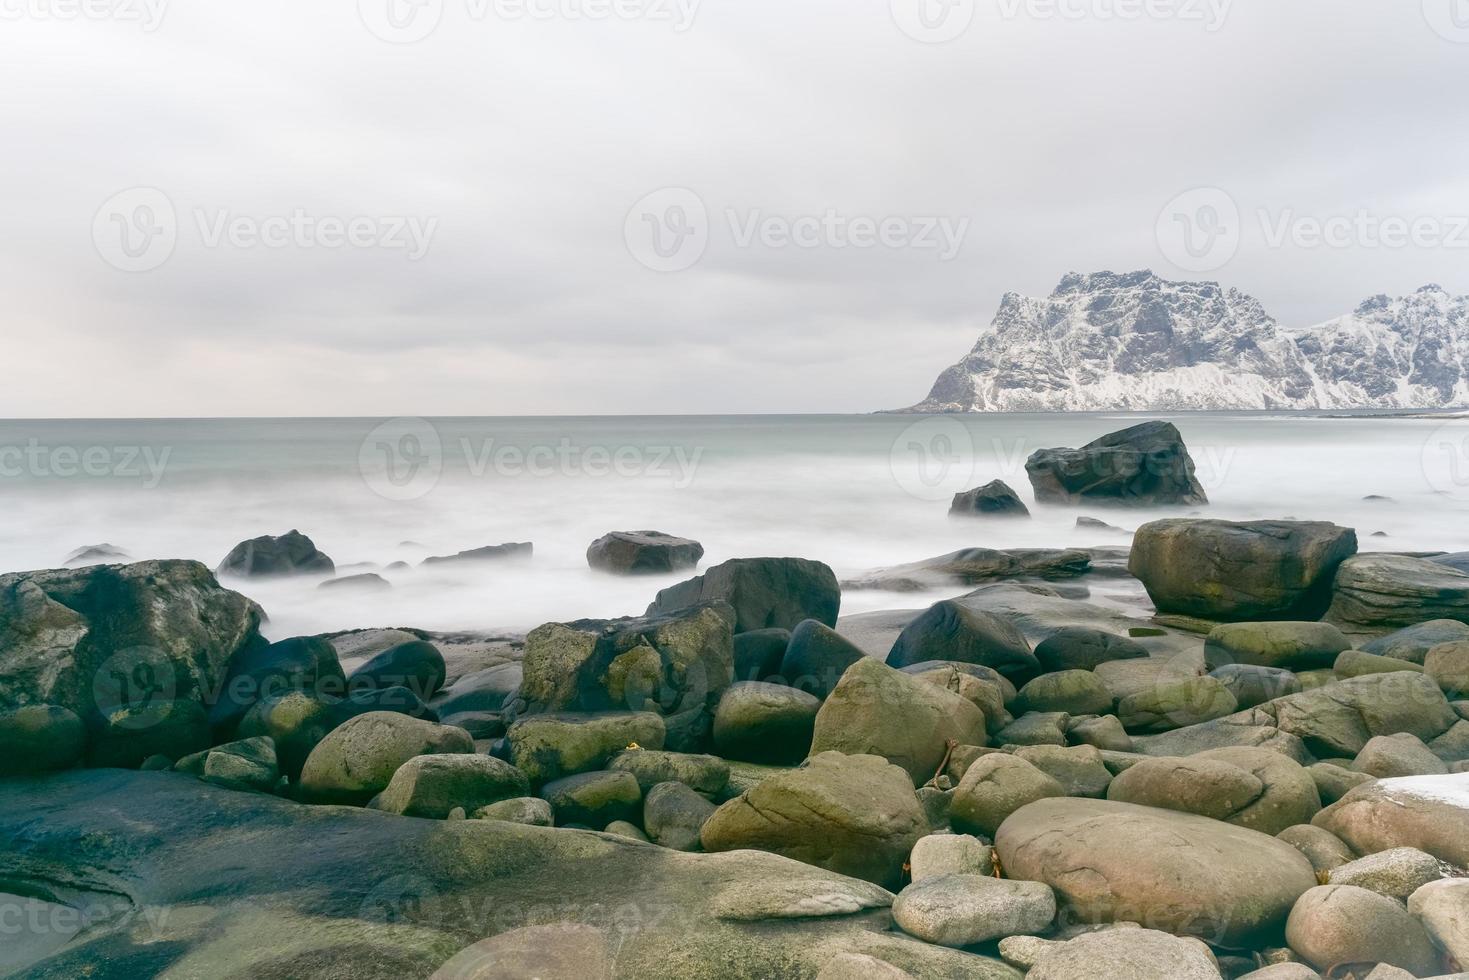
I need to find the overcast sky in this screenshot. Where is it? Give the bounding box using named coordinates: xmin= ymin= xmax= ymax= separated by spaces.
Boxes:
xmin=3 ymin=1 xmax=1467 ymax=417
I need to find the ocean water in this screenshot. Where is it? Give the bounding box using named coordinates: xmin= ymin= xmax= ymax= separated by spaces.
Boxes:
xmin=4 ymin=412 xmax=1469 ymax=640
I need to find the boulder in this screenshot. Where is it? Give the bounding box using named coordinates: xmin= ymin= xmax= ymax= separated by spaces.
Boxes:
xmin=908 ymin=666 xmax=1010 ymax=732
xmin=843 ymin=548 xmax=1092 ymax=592
xmin=643 ymin=780 xmax=716 ymax=851
xmin=1033 ymin=627 xmax=1149 ymax=673
xmin=1129 ymin=520 xmax=1357 ymax=621
xmin=950 ymin=480 xmax=1030 ymax=518
xmin=646 ymin=557 xmax=840 ymax=633
xmin=1277 ymin=824 xmax=1356 ymax=874
xmin=420 ymin=542 xmax=533 ymax=566
xmin=996 ymin=712 xmax=1070 ymax=747
xmin=511 ymin=605 xmax=733 ymax=752
xmin=87 ymin=698 xmax=211 ymax=769
xmin=472 ymin=796 xmax=554 ymax=826
xmin=733 ymin=628 xmax=789 ymax=682
xmin=217 ymin=529 xmax=334 ymax=577
xmin=1364 ymin=620 xmax=1469 ymax=664
xmin=1108 ymin=748 xmax=1319 ymax=835
xmin=348 ymin=640 xmax=447 ymax=701
xmin=1430 ymin=719 xmax=1469 ymax=763
xmin=1024 ymin=421 xmax=1208 ymax=507
xmin=1327 ymin=847 xmax=1442 ymax=901
xmin=1012 ymin=744 xmax=1112 ymax=798
xmin=1210 ymin=664 xmax=1302 ymax=709
xmin=298 ymin=711 xmax=475 ymax=804
xmin=1285 ymin=885 xmax=1441 ymax=977
xmin=995 ymin=797 xmax=1318 ymax=946
xmin=893 ymin=873 xmax=1056 ymax=947
xmin=605 ymin=749 xmax=727 ymax=797
xmin=319 ymin=573 xmax=390 ymax=592
xmin=1328 ymin=554 xmax=1469 ymax=630
xmin=1117 ymin=676 xmax=1237 ymax=733
xmin=1025 ymin=929 xmax=1224 ymax=980
xmin=541 ymin=770 xmax=642 ymax=829
xmin=809 ymin=658 xmax=987 ymax=786
xmin=1239 ymin=671 xmax=1460 ymax=758
xmin=908 ymin=833 xmax=994 ymax=882
xmin=1336 ymin=649 xmax=1425 ymax=679
xmin=174 ymin=735 xmax=278 ymax=792
xmin=1068 ymin=714 xmax=1133 ymax=752
xmin=0 ymin=704 xmax=84 ymax=775
xmin=1307 ymin=762 xmax=1375 ymax=804
xmin=887 ymin=600 xmax=1041 ymax=683
xmin=506 ymin=711 xmax=666 ymax=786
xmin=815 ymin=954 xmax=916 ymax=980
xmin=1354 ymin=733 xmax=1450 ymax=778
xmin=1427 ymin=640 xmax=1469 ymax=697
xmin=586 ymin=531 xmax=704 ymax=575
xmin=700 ymin=752 xmax=927 ymax=888
xmin=950 ymin=754 xmax=1065 ymax=837
xmin=1409 ymin=878 xmax=1469 ymax=970
xmin=778 ymin=619 xmax=868 ymax=699
xmin=1130 ymin=717 xmax=1310 ymax=762
xmin=1204 ymin=622 xmax=1351 ymax=671
xmin=1313 ymin=774 xmax=1469 ymax=866
xmin=1016 ymin=670 xmax=1112 ymax=716
xmin=711 ymin=682 xmax=819 ymax=765
xmin=372 ymin=754 xmax=529 ymax=818
xmin=210 ymin=635 xmax=346 ymax=739
xmin=433 ymin=662 xmax=524 ymax=715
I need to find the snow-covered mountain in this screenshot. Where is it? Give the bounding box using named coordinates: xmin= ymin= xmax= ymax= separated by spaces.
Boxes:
xmin=900 ymin=271 xmax=1469 ymax=412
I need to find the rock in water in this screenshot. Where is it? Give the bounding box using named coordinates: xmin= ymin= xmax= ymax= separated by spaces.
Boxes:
xmin=887 ymin=600 xmax=1040 ymax=683
xmin=1129 ymin=519 xmax=1358 ymax=620
xmin=646 ymin=557 xmax=841 ymax=633
xmin=1024 ymin=421 xmax=1207 ymax=507
xmin=1327 ymin=553 xmax=1469 ymax=629
xmin=700 ymin=751 xmax=927 ymax=888
xmin=586 ymin=531 xmax=704 ymax=575
xmin=950 ymin=480 xmax=1030 ymax=518
xmin=809 ymin=658 xmax=987 ymax=786
xmin=216 ymin=529 xmax=334 ymax=577
xmin=995 ymin=797 xmax=1317 ymax=946
xmin=298 ymin=711 xmax=474 ymax=804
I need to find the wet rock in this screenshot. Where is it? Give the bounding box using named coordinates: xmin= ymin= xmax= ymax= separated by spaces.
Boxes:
xmin=647 ymin=557 xmax=840 ymax=633
xmin=1204 ymin=622 xmax=1351 ymax=671
xmin=887 ymin=600 xmax=1040 ymax=683
xmin=542 ymin=769 xmax=642 ymax=829
xmin=1363 ymin=620 xmax=1469 ymax=664
xmin=1025 ymin=421 xmax=1207 ymax=507
xmin=372 ymin=754 xmax=529 ymax=818
xmin=348 ymin=639 xmax=447 ymax=701
xmin=1033 ymin=627 xmax=1149 ymax=673
xmin=217 ymin=529 xmax=334 ymax=577
xmin=643 ymin=780 xmax=716 ymax=851
xmin=733 ymin=628 xmax=790 ymax=682
xmin=298 ymin=711 xmax=474 ymax=805
xmin=319 ymin=573 xmax=391 ymax=591
xmin=0 ymin=704 xmax=84 ymax=775
xmin=1328 ymin=554 xmax=1469 ymax=630
xmin=210 ymin=635 xmax=347 ymax=739
xmin=778 ymin=619 xmax=868 ymax=699
xmin=950 ymin=480 xmax=1030 ymax=519
xmin=711 ymin=682 xmax=819 ymax=765
xmin=506 ymin=711 xmax=666 ymax=785
xmin=421 ymin=542 xmax=533 ymax=566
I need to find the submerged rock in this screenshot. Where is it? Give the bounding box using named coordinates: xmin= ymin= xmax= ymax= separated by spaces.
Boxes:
xmin=421 ymin=542 xmax=533 ymax=566
xmin=949 ymin=480 xmax=1030 ymax=519
xmin=586 ymin=531 xmax=704 ymax=575
xmin=217 ymin=529 xmax=334 ymax=577
xmin=1025 ymin=421 xmax=1208 ymax=507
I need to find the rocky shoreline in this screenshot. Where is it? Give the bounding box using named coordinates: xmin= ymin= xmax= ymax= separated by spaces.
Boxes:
xmin=5 ymin=422 xmax=1469 ymax=979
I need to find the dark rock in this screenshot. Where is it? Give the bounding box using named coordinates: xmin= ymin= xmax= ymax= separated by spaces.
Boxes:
xmin=433 ymin=662 xmax=524 ymax=715
xmin=209 ymin=635 xmax=347 ymax=739
xmin=733 ymin=628 xmax=790 ymax=682
xmin=1329 ymin=554 xmax=1469 ymax=630
xmin=587 ymin=531 xmax=704 ymax=575
xmin=175 ymin=736 xmax=279 ymax=793
xmin=542 ymin=770 xmax=643 ymax=829
xmin=1075 ymin=517 xmax=1129 ymax=533
xmin=64 ymin=544 xmax=130 ymax=567
xmin=87 ymin=698 xmax=211 ymax=769
xmin=298 ymin=711 xmax=474 ymax=805
xmin=421 ymin=542 xmax=533 ymax=566
xmin=348 ymin=640 xmax=447 ymax=702
xmin=319 ymin=573 xmax=391 ymax=591
xmin=0 ymin=704 xmax=85 ymax=775
xmin=711 ymin=682 xmax=819 ymax=765
xmin=372 ymin=754 xmax=530 ymax=818
xmin=217 ymin=529 xmax=334 ymax=577
xmin=887 ymin=600 xmax=1041 ymax=683
xmin=506 ymin=711 xmax=667 ymax=785
xmin=1024 ymin=421 xmax=1207 ymax=507
xmin=950 ymin=480 xmax=1030 ymax=519
xmin=1209 ymin=664 xmax=1302 ymax=709
xmin=1430 ymin=551 xmax=1469 ymax=575
xmin=643 ymin=780 xmax=717 ymax=851
xmin=647 ymin=557 xmax=840 ymax=633
xmin=1130 ymin=519 xmax=1358 ymax=620
xmin=845 ymin=548 xmax=1091 ymax=593
xmin=1033 ymin=627 xmax=1149 ymax=673
xmin=777 ymin=619 xmax=868 ymax=699
xmin=1363 ymin=619 xmax=1469 ymax=664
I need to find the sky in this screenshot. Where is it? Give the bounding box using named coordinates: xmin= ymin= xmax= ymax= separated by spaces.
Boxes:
xmin=2 ymin=0 xmax=1468 ymax=417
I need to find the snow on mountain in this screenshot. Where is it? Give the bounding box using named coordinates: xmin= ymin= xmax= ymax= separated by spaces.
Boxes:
xmin=900 ymin=271 xmax=1469 ymax=412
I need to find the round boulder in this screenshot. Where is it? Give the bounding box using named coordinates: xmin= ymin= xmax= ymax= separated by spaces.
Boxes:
xmin=1285 ymin=884 xmax=1441 ymax=976
xmin=0 ymin=704 xmax=84 ymax=776
xmin=1034 ymin=627 xmax=1150 ymax=673
xmin=586 ymin=531 xmax=704 ymax=575
xmin=299 ymin=711 xmax=474 ymax=804
xmin=347 ymin=640 xmax=447 ymax=701
xmin=887 ymin=600 xmax=1040 ymax=683
xmin=893 ymin=873 xmax=1056 ymax=947
xmin=712 ymin=682 xmax=819 ymax=765
xmin=1016 ymin=670 xmax=1112 ymax=716
xmin=1026 ymin=929 xmax=1222 ymax=980
xmin=372 ymin=754 xmax=529 ymax=818
xmin=778 ymin=620 xmax=868 ymax=700
xmin=950 ymin=754 xmax=1065 ymax=837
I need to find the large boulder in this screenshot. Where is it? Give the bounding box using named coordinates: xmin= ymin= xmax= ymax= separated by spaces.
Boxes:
xmin=711 ymin=682 xmax=819 ymax=765
xmin=587 ymin=531 xmax=704 ymax=575
xmin=372 ymin=754 xmax=530 ymax=818
xmin=347 ymin=640 xmax=447 ymax=701
xmin=1363 ymin=619 xmax=1469 ymax=663
xmin=0 ymin=560 xmax=265 ymax=761
xmin=700 ymin=751 xmax=927 ymax=888
xmin=1130 ymin=519 xmax=1357 ymax=621
xmin=950 ymin=480 xmax=1030 ymax=519
xmin=646 ymin=558 xmax=840 ymax=633
xmin=643 ymin=780 xmax=717 ymax=851
xmin=1409 ymin=878 xmax=1469 ymax=969
xmin=1015 ymin=670 xmax=1112 ymax=716
xmin=298 ymin=711 xmax=475 ymax=804
xmin=732 ymin=628 xmax=790 ymax=682
xmin=1033 ymin=627 xmax=1149 ymax=673
xmin=1327 ymin=554 xmax=1469 ymax=630
xmin=216 ymin=529 xmax=334 ymax=577
xmin=0 ymin=704 xmax=84 ymax=775
xmin=1285 ymin=884 xmax=1441 ymax=976
xmin=1234 ymin=672 xmax=1459 ymax=758
xmin=209 ymin=635 xmax=347 ymax=739
xmin=995 ymin=797 xmax=1318 ymax=946
xmin=1313 ymin=773 xmax=1469 ymax=866
xmin=1204 ymin=622 xmax=1350 ymax=671
xmin=1107 ymin=747 xmax=1319 ymax=835
xmin=1117 ymin=675 xmax=1238 ymax=733
xmin=949 ymin=754 xmax=1065 ymax=837
xmin=1024 ymin=421 xmax=1208 ymax=507
xmin=892 ymin=873 xmax=1055 ymax=947
xmin=510 ymin=605 xmax=733 ymax=751
xmin=887 ymin=600 xmax=1040 ymax=683
xmin=505 ymin=712 xmax=667 ymax=786
xmin=1208 ymin=664 xmax=1302 ymax=710
xmin=542 ymin=770 xmax=643 ymax=829
xmin=778 ymin=620 xmax=867 ymax=699
xmin=809 ymin=658 xmax=987 ymax=786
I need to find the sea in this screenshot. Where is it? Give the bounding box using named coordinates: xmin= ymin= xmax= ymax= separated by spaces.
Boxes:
xmin=4 ymin=412 xmax=1469 ymax=641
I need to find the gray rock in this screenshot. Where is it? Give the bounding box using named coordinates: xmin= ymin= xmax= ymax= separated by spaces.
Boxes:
xmin=175 ymin=736 xmax=279 ymax=793
xmin=1025 ymin=421 xmax=1208 ymax=507
xmin=778 ymin=619 xmax=869 ymax=699
xmin=348 ymin=640 xmax=447 ymax=701
xmin=1336 ymin=649 xmax=1426 ymax=679
xmin=1130 ymin=520 xmax=1357 ymax=621
xmin=586 ymin=531 xmax=704 ymax=575
xmin=1235 ymin=966 xmax=1321 ymax=980
xmin=996 ymin=797 xmax=1318 ymax=946
xmin=1430 ymin=720 xmax=1469 ymax=763
xmin=814 ymin=954 xmax=915 ymax=979
xmin=809 ymin=658 xmax=987 ymax=786
xmin=299 ymin=711 xmax=474 ymax=805
xmin=608 ymin=749 xmax=729 ymax=796
xmin=1210 ymin=664 xmax=1303 ymax=709
xmin=372 ymin=754 xmax=529 ymax=818
xmin=506 ymin=712 xmax=667 ymax=786
xmin=950 ymin=754 xmax=1065 ymax=838
xmin=646 ymin=557 xmax=840 ymax=633
xmin=420 ymin=542 xmax=532 ymax=566
xmin=471 ymin=796 xmax=553 ymax=826
xmin=1314 ymin=774 xmax=1469 ymax=867
xmin=1131 ymin=717 xmax=1310 ymax=762
xmin=950 ymin=480 xmax=1031 ymax=519
xmin=1067 ymin=714 xmax=1133 ymax=752
xmin=1409 ymin=878 xmax=1469 ymax=970
xmin=1016 ymin=670 xmax=1113 ymax=716
xmin=210 ymin=634 xmax=347 ymax=739
xmin=1034 ymin=627 xmax=1149 ymax=673
xmin=1328 ymin=554 xmax=1469 ymax=630
xmin=1025 ymin=927 xmax=1224 ymax=980
xmin=908 ymin=833 xmax=994 ymax=882
xmin=845 ymin=548 xmax=1092 ymax=592
xmin=602 ymin=819 xmax=650 ymax=841
xmin=1240 ymin=672 xmax=1460 ymax=757
xmin=1117 ymin=675 xmax=1238 ymax=733
xmin=1205 ymin=622 xmax=1351 ymax=671
xmin=542 ymin=769 xmax=643 ymax=829
xmin=700 ymin=752 xmax=928 ymax=888
xmin=887 ymin=600 xmax=1041 ymax=683
xmin=1327 ymin=847 xmax=1443 ymax=901
xmin=1427 ymin=640 xmax=1469 ymax=697
xmin=1364 ymin=620 xmax=1469 ymax=664
xmin=1354 ymin=733 xmax=1450 ymax=778
xmin=432 ymin=661 xmax=524 ymax=715
xmin=893 ymin=873 xmax=1056 ymax=947
xmin=1107 ymin=755 xmax=1270 ymax=829
xmin=711 ymin=682 xmax=818 ymax=765
xmin=1013 ymin=744 xmax=1113 ymax=798
xmin=643 ymin=780 xmax=717 ymax=851
xmin=0 ymin=704 xmax=84 ymax=775
xmin=1285 ymin=884 xmax=1441 ymax=976
xmin=996 ymin=712 xmax=1070 ymax=746
xmin=217 ymin=529 xmax=334 ymax=577
xmin=1277 ymin=824 xmax=1356 ymax=874
xmin=1308 ymin=761 xmax=1375 ymax=804
xmin=908 ymin=666 xmax=1010 ymax=733
xmin=732 ymin=628 xmax=790 ymax=682
xmin=916 ymin=786 xmax=953 ymax=831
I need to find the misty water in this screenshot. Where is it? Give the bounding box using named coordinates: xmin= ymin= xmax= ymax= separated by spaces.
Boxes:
xmin=5 ymin=412 xmax=1469 ymax=640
